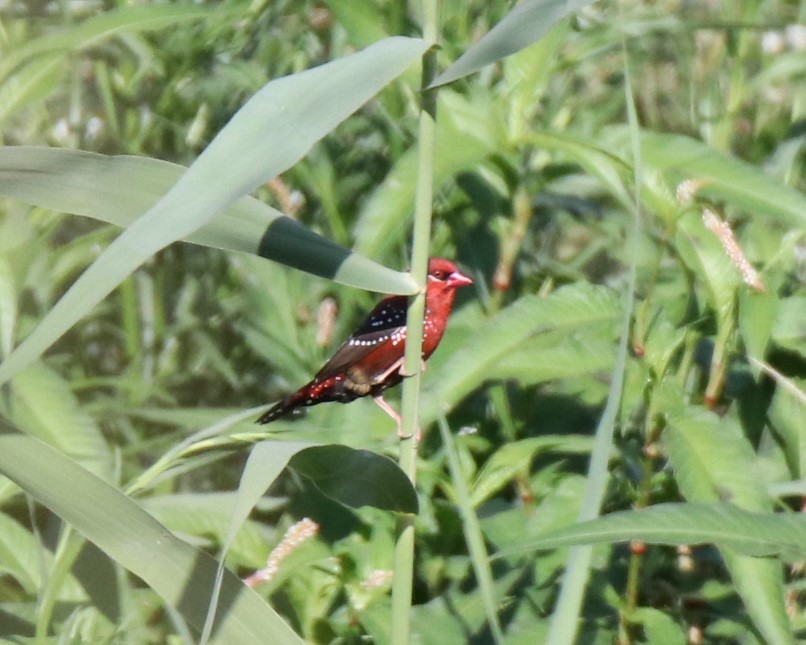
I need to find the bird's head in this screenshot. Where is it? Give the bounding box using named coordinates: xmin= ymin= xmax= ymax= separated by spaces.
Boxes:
xmin=427 ymin=258 xmax=473 ymax=290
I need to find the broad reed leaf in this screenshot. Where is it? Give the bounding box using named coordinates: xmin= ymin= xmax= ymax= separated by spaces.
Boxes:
xmin=0 ymin=425 xmax=303 ymax=643
xmin=0 ymin=37 xmax=425 ymax=387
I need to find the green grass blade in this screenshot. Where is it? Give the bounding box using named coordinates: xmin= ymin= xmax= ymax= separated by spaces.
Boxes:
xmin=0 ymin=424 xmax=303 ymax=643
xmin=439 ymin=415 xmax=504 ymax=644
xmin=202 ymin=440 xmax=314 ymax=644
xmin=546 ymin=45 xmax=641 ymax=643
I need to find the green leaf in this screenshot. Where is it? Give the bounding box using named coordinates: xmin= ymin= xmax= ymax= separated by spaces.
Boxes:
xmin=438 ymin=416 xmax=504 ymax=644
xmin=664 ymin=406 xmax=794 ymax=644
xmin=771 ymin=296 xmax=806 ymax=355
xmin=421 ymin=283 xmax=621 ymax=424
xmin=430 ymin=0 xmax=596 ymax=88
xmin=608 ymin=128 xmax=806 ymax=229
xmin=665 ymin=407 xmax=770 ymax=512
xmin=470 ymin=435 xmax=595 ymax=507
xmin=676 ymin=211 xmax=739 ymax=326
xmin=290 ymin=445 xmax=418 ymax=513
xmin=9 ymin=363 xmax=112 ymax=480
xmin=486 ymin=332 xmax=616 ymax=385
xmin=0 ymin=5 xmax=223 ymax=122
xmin=0 ymin=37 xmax=426 ymax=387
xmin=630 ymin=608 xmax=686 ymax=645
xmin=0 ymin=147 xmax=414 ymax=295
xmin=0 ymin=514 xmax=85 ymax=600
xmin=354 ymin=90 xmax=498 ymax=258
xmin=525 ymin=130 xmax=633 ymax=209
xmin=739 ymin=288 xmax=778 ymax=376
xmin=498 ymin=502 xmax=806 ymax=560
xmin=323 ymin=0 xmax=387 ymax=48
xmin=142 ymin=493 xmax=271 ymax=567
xmin=0 ymin=5 xmax=225 ymax=86
xmin=0 ymin=256 xmax=16 ymax=358
xmin=768 ymin=380 xmax=806 ymax=479
xmin=0 ymin=425 xmax=303 ymax=644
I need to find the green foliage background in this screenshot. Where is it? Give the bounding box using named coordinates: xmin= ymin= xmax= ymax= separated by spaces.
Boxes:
xmin=0 ymin=0 xmax=805 ymax=643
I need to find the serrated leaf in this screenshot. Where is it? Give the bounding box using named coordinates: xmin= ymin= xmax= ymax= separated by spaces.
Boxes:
xmin=608 ymin=128 xmax=806 ymax=228
xmin=0 ymin=36 xmax=426 ymax=388
xmin=10 ymin=363 xmax=112 ymax=480
xmin=470 ymin=435 xmax=595 ymax=507
xmin=526 ymin=130 xmax=633 ymax=208
xmin=421 ymin=283 xmax=621 ymax=424
xmin=499 ymin=502 xmax=806 ymax=560
xmin=486 ymin=332 xmax=616 ymax=385
xmin=665 ymin=407 xmax=770 ymax=512
xmin=290 ymin=445 xmax=418 ymax=513
xmin=664 ymin=406 xmax=793 ymax=644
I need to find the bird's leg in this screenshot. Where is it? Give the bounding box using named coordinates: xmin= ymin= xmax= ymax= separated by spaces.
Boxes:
xmin=399 ymin=358 xmax=428 ymax=377
xmin=372 ymin=395 xmax=420 ymax=442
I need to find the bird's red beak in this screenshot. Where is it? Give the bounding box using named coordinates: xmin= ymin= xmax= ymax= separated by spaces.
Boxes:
xmin=448 ymin=269 xmax=473 ymax=288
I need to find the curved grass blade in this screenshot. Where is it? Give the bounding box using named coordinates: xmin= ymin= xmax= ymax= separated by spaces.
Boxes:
xmin=498 ymin=502 xmax=806 ymax=561
xmin=0 ymin=37 xmax=426 ymax=387
xmin=0 ymin=424 xmax=303 ymax=643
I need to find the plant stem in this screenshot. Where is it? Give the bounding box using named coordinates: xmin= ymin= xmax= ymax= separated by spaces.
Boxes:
xmin=546 ymin=36 xmax=641 ymax=645
xmin=390 ymin=3 xmax=439 ymax=643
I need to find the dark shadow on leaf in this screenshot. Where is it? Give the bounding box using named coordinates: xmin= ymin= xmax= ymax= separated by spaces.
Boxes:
xmin=257 ymin=217 xmax=351 ymax=281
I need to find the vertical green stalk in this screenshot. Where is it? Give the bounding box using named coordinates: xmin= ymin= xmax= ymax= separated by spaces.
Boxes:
xmin=390 ymin=3 xmax=439 ymax=643
xmin=439 ymin=414 xmax=505 ymax=644
xmin=546 ymin=36 xmax=641 ymax=645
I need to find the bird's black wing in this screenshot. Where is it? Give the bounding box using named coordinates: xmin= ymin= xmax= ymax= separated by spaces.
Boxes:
xmin=312 ymin=295 xmax=408 ymax=381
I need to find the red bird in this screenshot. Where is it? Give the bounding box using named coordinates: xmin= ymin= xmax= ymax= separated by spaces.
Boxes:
xmin=257 ymin=258 xmax=473 ymax=433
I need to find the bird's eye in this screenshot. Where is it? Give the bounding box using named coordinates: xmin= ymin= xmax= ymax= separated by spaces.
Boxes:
xmin=431 ymin=269 xmax=447 ymax=280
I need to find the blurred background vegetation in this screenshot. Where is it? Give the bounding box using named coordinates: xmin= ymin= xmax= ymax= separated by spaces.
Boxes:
xmin=1 ymin=0 xmax=805 ymax=643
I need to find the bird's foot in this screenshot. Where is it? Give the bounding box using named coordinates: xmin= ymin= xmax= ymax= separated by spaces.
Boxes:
xmin=396 ymin=425 xmax=422 ymax=443
xmin=373 ymin=395 xmax=420 ymax=443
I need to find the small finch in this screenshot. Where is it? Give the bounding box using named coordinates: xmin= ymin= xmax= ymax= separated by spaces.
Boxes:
xmin=257 ymin=258 xmax=473 ymax=434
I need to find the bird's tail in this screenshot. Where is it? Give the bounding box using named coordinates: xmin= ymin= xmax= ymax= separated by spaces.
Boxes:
xmin=256 ymin=390 xmax=306 ymax=424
